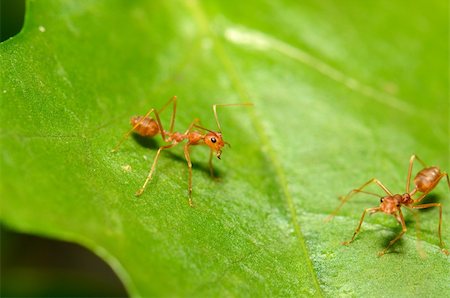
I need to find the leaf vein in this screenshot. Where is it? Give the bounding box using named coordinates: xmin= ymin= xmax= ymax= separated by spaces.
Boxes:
xmin=185 ymin=0 xmax=323 ymax=295
xmin=224 ymin=25 xmax=414 ymax=114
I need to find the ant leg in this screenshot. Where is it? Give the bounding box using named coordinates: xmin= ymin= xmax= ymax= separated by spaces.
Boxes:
xmin=183 ymin=143 xmax=194 ymax=207
xmin=135 ymin=144 xmax=176 ymax=197
xmin=338 ymin=189 xmax=381 ymax=201
xmin=413 ymin=172 xmax=449 ymax=204
xmin=342 ymin=207 xmax=380 ymax=245
xmin=325 ymin=178 xmax=392 ymax=222
xmin=158 ymin=96 xmax=177 ymax=134
xmin=149 ymin=96 xmax=179 ymax=142
xmin=405 ymin=207 xmax=426 ymax=258
xmin=148 ymin=109 xmax=167 ymax=142
xmin=184 ymin=118 xmax=201 ymax=134
xmin=413 ymin=203 xmax=449 ymax=255
xmin=447 ymin=172 xmax=450 ymax=188
xmin=406 ymin=154 xmax=428 ymax=193
xmin=208 ymin=150 xmax=215 ymax=178
xmin=378 ymin=209 xmax=407 ymax=256
xmin=180 ymin=118 xmax=211 ymax=206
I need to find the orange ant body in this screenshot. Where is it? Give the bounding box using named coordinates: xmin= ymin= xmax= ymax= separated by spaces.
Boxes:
xmin=327 ymin=155 xmax=449 ymax=256
xmin=112 ymin=96 xmax=252 ymax=206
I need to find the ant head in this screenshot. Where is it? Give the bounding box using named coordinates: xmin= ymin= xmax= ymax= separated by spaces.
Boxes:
xmin=204 ymin=132 xmax=225 ymax=159
xmin=379 ymin=195 xmax=402 ymax=214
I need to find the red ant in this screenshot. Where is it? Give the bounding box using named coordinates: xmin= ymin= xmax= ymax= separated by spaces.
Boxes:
xmin=327 ymin=155 xmax=449 ymax=256
xmin=112 ymin=96 xmax=252 ymax=207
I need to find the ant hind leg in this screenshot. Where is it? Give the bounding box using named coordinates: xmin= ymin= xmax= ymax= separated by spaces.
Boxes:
xmin=158 ymin=95 xmax=178 ymax=134
xmin=413 ymin=203 xmax=449 ymax=255
xmin=183 ymin=144 xmax=194 ymax=207
xmin=406 ymin=154 xmax=428 ymax=193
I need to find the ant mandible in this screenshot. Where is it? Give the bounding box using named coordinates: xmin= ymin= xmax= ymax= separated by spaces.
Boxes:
xmin=112 ymin=96 xmax=252 ymax=207
xmin=327 ymin=154 xmax=449 ymax=256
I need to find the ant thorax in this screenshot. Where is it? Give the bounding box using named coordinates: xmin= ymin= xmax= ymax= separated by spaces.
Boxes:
xmin=187 ymin=131 xmax=204 ymax=145
xmin=400 ymin=193 xmax=414 ymax=205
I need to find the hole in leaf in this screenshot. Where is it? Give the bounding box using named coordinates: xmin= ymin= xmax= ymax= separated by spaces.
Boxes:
xmin=0 ymin=0 xmax=25 ymax=42
xmin=1 ymin=225 xmax=128 ymax=297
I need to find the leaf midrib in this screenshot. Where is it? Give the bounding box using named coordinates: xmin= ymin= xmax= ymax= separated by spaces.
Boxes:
xmin=184 ymin=0 xmax=323 ymax=295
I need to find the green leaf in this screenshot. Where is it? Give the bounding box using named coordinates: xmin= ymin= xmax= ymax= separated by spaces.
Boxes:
xmin=1 ymin=0 xmax=449 ymax=297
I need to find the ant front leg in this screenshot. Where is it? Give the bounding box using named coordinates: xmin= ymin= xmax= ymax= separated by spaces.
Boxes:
xmin=135 ymin=144 xmax=176 ymax=197
xmin=413 ymin=203 xmax=449 ymax=255
xmin=342 ymin=207 xmax=380 ymax=246
xmin=378 ymin=209 xmax=407 ymax=256
xmin=183 ymin=143 xmax=194 ymax=207
xmin=326 ymin=178 xmax=392 ymax=222
xmin=208 ymin=150 xmax=216 ymax=179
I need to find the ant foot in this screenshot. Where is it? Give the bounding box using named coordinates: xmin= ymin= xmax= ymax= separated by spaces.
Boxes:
xmin=324 ymin=215 xmax=334 ymax=223
xmin=442 ymin=248 xmax=449 ymax=256
xmin=135 ymin=188 xmax=144 ymax=197
xmin=377 ymin=250 xmax=387 ymax=257
xmin=341 ymin=241 xmax=351 ymax=246
xmin=188 ymin=198 xmax=194 ymax=208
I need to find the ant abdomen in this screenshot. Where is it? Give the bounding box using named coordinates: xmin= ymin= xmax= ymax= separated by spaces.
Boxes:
xmin=130 ymin=116 xmax=160 ymax=137
xmin=414 ymin=166 xmax=441 ymax=192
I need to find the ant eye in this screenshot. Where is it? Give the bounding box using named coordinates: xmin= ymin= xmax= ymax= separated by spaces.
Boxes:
xmin=380 ymin=198 xmax=384 ymax=203
xmin=211 ymin=137 xmax=216 ymax=143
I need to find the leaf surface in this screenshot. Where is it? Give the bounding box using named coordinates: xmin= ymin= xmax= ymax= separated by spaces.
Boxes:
xmin=1 ymin=0 xmax=449 ymax=296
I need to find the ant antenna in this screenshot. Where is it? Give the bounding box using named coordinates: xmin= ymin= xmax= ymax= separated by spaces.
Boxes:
xmin=212 ymin=103 xmax=253 ymax=132
xmin=193 ymin=124 xmax=215 ymax=133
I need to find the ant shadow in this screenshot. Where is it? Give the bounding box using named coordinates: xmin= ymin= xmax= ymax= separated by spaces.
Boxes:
xmin=378 ymin=226 xmax=406 ymax=255
xmin=131 ymin=133 xmax=224 ymax=179
xmin=415 ymin=194 xmax=442 ymax=213
xmin=132 ymin=133 xmax=159 ymax=150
